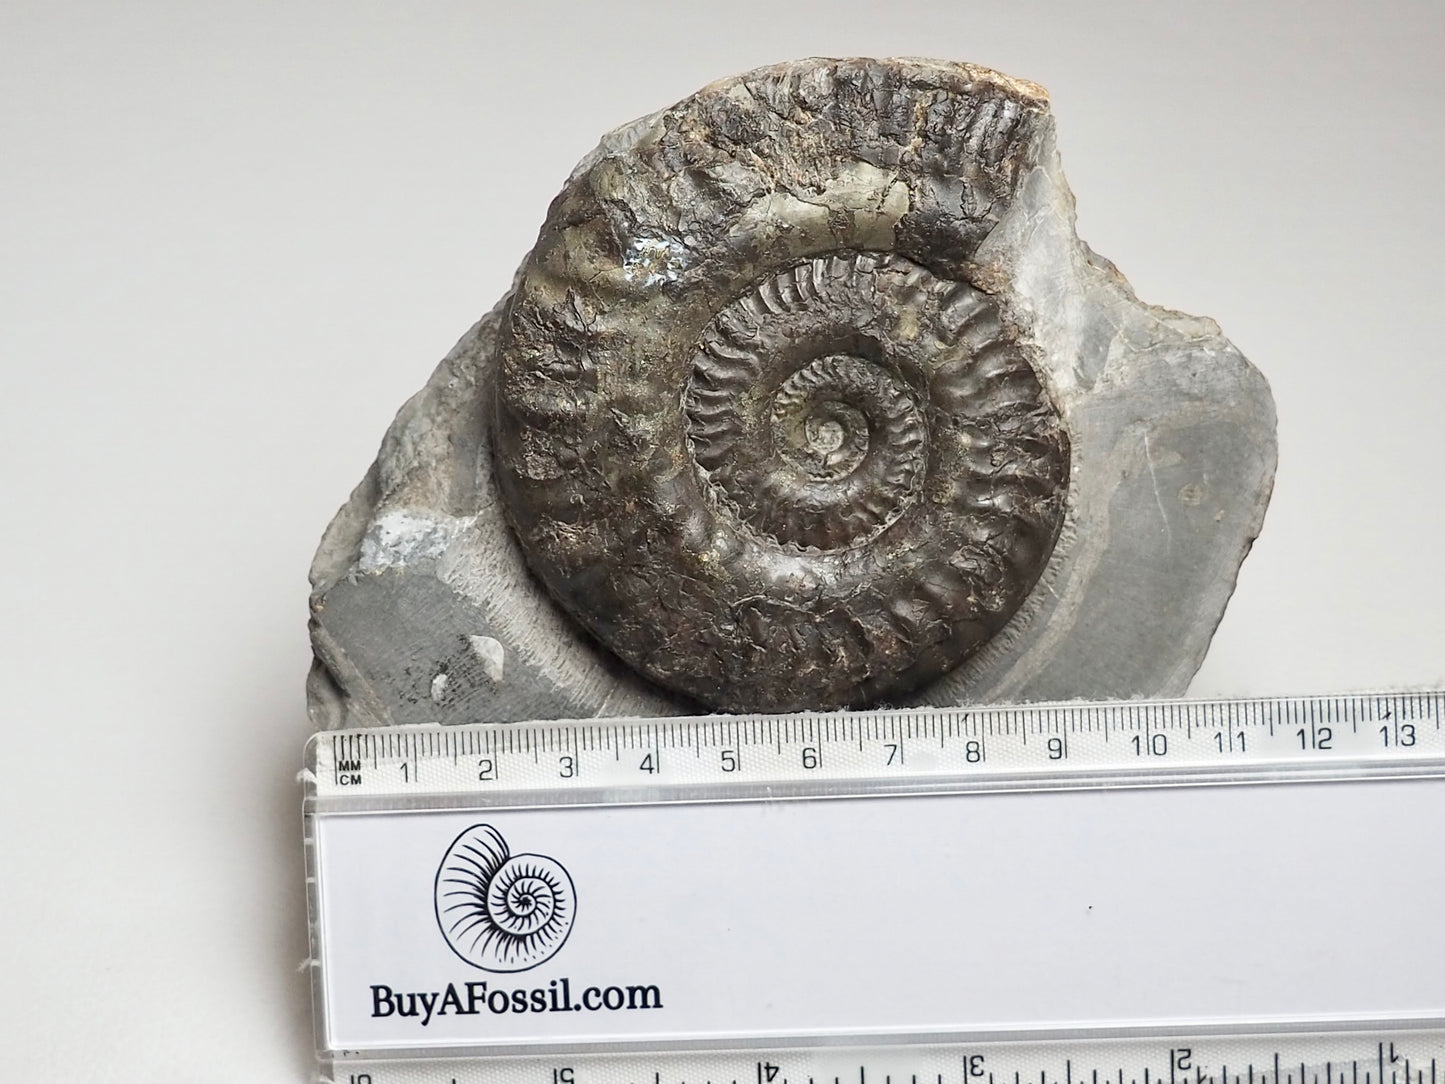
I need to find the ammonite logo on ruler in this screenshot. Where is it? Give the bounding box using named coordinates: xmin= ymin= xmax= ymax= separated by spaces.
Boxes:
xmin=433 ymin=824 xmax=577 ymax=972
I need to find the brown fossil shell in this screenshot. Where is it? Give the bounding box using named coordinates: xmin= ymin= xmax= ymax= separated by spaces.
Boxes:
xmin=492 ymin=58 xmax=1071 ymax=713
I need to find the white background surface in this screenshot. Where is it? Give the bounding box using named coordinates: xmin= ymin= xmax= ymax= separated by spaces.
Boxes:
xmin=3 ymin=2 xmax=1443 ymax=1080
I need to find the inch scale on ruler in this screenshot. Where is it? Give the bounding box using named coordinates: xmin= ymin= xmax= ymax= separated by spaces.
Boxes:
xmin=302 ymin=691 xmax=1445 ymax=1084
xmin=326 ymin=1027 xmax=1445 ymax=1084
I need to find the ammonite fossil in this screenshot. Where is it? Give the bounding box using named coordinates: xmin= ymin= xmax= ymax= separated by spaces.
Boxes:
xmin=307 ymin=58 xmax=1276 ymax=727
xmin=492 ymin=65 xmax=1070 ymax=713
xmin=434 ymin=824 xmax=576 ymax=972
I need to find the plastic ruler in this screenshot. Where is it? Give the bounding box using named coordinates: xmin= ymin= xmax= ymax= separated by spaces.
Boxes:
xmin=302 ymin=690 xmax=1445 ymax=1084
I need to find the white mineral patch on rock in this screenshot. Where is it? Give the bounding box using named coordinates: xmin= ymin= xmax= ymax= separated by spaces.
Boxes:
xmin=357 ymin=510 xmax=469 ymax=574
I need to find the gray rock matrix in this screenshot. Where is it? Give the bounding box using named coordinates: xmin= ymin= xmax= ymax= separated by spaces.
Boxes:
xmin=307 ymin=58 xmax=1276 ymax=729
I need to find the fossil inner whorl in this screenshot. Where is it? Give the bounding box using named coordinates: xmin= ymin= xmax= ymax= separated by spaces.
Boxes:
xmin=689 ymin=336 xmax=926 ymax=551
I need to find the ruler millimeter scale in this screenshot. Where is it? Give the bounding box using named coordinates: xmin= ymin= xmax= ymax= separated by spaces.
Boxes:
xmin=303 ymin=691 xmax=1445 ymax=1084
xmin=308 ymin=690 xmax=1445 ymax=805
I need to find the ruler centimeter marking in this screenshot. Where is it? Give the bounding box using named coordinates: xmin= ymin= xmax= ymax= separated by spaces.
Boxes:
xmin=307 ymin=690 xmax=1445 ymax=803
xmin=321 ymin=1028 xmax=1445 ymax=1084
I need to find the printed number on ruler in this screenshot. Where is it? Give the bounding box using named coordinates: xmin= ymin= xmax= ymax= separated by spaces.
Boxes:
xmin=324 ymin=1029 xmax=1445 ymax=1084
xmin=313 ymin=691 xmax=1445 ymax=797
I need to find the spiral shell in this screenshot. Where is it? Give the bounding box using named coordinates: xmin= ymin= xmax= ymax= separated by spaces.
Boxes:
xmin=434 ymin=824 xmax=576 ymax=972
xmin=493 ymin=59 xmax=1070 ymax=712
